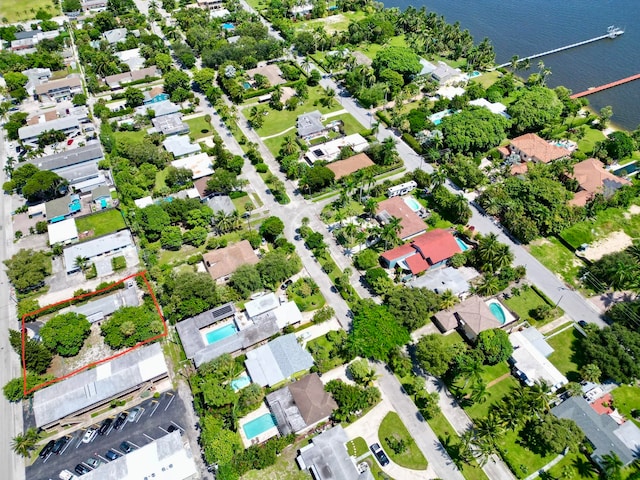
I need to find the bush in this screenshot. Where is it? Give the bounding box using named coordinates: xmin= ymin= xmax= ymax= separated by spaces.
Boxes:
xmin=255 ymin=163 xmax=268 ymax=173
xmin=111 ymin=256 xmax=126 ymax=271
xmin=354 ymin=249 xmax=379 ymax=270
xmin=402 ymin=132 xmax=423 ymax=154
xmin=35 ymin=221 xmax=48 ymax=234
xmin=85 ymin=263 xmax=97 ymax=279
xmin=312 ymin=305 xmax=335 ymax=324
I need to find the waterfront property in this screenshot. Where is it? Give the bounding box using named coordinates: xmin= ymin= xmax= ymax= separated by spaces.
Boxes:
xmin=501 ymin=133 xmax=569 ymax=174
xmin=569 ymin=158 xmax=631 ymax=206
xmin=433 ymin=295 xmax=502 ymax=340
xmin=245 ymin=334 xmax=314 ymax=387
xmin=380 ymin=228 xmax=462 ymax=274
xmin=509 ymin=327 xmax=567 ymax=391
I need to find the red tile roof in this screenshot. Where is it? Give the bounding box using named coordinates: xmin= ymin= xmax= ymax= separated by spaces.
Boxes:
xmin=510 ymin=162 xmax=529 ymax=175
xmin=381 ymin=243 xmax=415 ymax=262
xmin=411 ymin=229 xmax=461 ymax=265
xmin=376 ymin=197 xmax=426 ymax=240
xmin=569 ymin=158 xmax=631 ymax=207
xmin=591 ymin=393 xmax=614 ymax=415
xmin=406 ymin=254 xmax=429 ymax=274
xmin=510 ymin=133 xmax=568 ymax=164
xmin=326 ymin=153 xmax=374 ymax=180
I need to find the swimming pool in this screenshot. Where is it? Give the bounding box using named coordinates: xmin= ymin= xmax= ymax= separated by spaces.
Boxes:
xmin=243 ymin=82 xmax=251 ymax=90
xmin=205 ymin=323 xmax=238 ymax=344
xmin=429 ymin=109 xmax=453 ymax=126
xmin=469 ymin=71 xmax=481 ymax=78
xmin=403 ymin=196 xmax=422 ymax=212
xmin=222 ymin=22 xmax=235 ymax=30
xmin=485 ymin=299 xmax=515 ymax=326
xmin=231 ymin=375 xmax=251 ymax=392
xmin=455 ymin=237 xmax=469 ymax=251
xmin=613 ymin=161 xmax=639 ymax=177
xmin=243 ymin=413 xmax=277 ymax=439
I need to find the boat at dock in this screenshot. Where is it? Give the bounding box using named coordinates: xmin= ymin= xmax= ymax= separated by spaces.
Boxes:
xmin=607 ymin=25 xmax=624 ymax=38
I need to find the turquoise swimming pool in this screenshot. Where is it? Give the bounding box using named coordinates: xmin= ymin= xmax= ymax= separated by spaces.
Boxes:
xmin=243 ymin=413 xmax=277 ymax=439
xmin=469 ymin=70 xmax=481 ymax=78
xmin=404 ymin=197 xmax=422 ymax=212
xmin=205 ymin=323 xmax=238 ymax=344
xmin=231 ymin=375 xmax=251 ymax=392
xmin=613 ymin=161 xmax=639 ymax=177
xmin=488 ymin=302 xmax=506 ymax=324
xmin=455 ymin=237 xmax=469 ymax=251
xmin=222 ymin=22 xmax=235 ymax=30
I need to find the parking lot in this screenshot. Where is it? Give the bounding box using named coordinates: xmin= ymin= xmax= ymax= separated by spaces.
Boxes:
xmin=26 ymin=391 xmax=189 ymax=480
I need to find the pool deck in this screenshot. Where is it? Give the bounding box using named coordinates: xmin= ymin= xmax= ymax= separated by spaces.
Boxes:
xmin=485 ymin=298 xmax=516 ymax=326
xmin=238 ymin=404 xmax=280 ymax=448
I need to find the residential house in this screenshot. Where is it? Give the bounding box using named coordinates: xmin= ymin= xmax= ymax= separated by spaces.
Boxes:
xmin=206 ymin=195 xmax=235 ymax=216
xmin=28 ymin=143 xmax=105 ymax=191
xmin=10 ymin=29 xmax=60 ymax=53
xmin=297 ymin=110 xmax=326 ymax=139
xmin=509 ymin=327 xmax=568 ymax=391
xmin=80 ymin=431 xmax=198 ymax=480
xmin=67 ymin=284 xmax=139 ymax=323
xmin=47 ymin=218 xmax=79 ymax=246
xmin=22 ymin=68 xmax=52 ymax=96
xmin=202 ymin=240 xmax=259 ymax=283
xmin=63 ymin=230 xmax=135 ymax=274
xmin=104 ymin=66 xmax=159 ymax=89
xmin=326 ymin=153 xmax=374 ymax=180
xmin=504 ymin=133 xmax=568 ymax=174
xmin=432 ymin=61 xmax=463 ymax=85
xmin=409 ymin=266 xmax=471 ymax=296
xmin=91 ymin=185 xmax=112 ymax=209
xmin=170 ymin=152 xmax=213 ymax=179
xmin=196 ymin=0 xmax=224 ymax=10
xmin=267 ymin=373 xmax=338 ymax=435
xmin=163 ymin=135 xmax=201 ymax=158
xmin=34 ymin=76 xmax=82 ymax=102
xmin=151 ymin=112 xmax=189 ymax=136
xmin=376 ymin=196 xmax=427 ymax=241
xmin=290 ymin=3 xmax=313 ymax=16
xmin=304 ymin=134 xmax=369 ymax=164
xmin=297 ymin=426 xmax=374 ymax=480
xmin=18 ymin=115 xmax=81 ymax=148
xmin=103 ymin=28 xmax=128 ymax=45
xmin=81 ymin=0 xmax=108 ymax=12
xmin=115 ymin=48 xmax=146 ymax=71
xmin=569 ymin=158 xmax=631 ymax=207
xmin=380 ymin=228 xmax=461 ymax=275
xmin=33 ymin=344 xmax=168 ymax=429
xmin=143 ymin=86 xmax=168 ymax=104
xmin=433 ymin=295 xmax=501 ymax=340
xmin=193 ymin=175 xmax=213 ymax=200
xmin=45 ymin=194 xmax=82 ymax=223
xmin=136 ymin=99 xmax=181 ymax=118
xmin=468 ymin=98 xmax=511 ymax=119
xmin=419 ymin=58 xmax=437 ymax=76
xmin=245 ymin=334 xmax=314 ymax=387
xmin=553 ymin=396 xmax=640 ymax=467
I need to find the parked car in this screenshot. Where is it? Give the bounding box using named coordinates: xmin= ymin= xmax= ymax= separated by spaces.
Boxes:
xmin=81 ymin=427 xmax=98 ymax=443
xmin=85 ymin=457 xmax=103 ymax=469
xmin=281 ymin=279 xmax=293 ymax=290
xmin=370 ymin=443 xmax=390 ymax=466
xmin=98 ymin=418 xmax=112 ymax=435
xmin=74 ymin=464 xmax=91 ymax=475
xmin=127 ymin=407 xmax=142 ymax=423
xmin=167 ymin=425 xmax=182 ymax=435
xmin=39 ymin=440 xmax=55 ymax=458
xmin=113 ymin=412 xmax=128 ymax=430
xmin=578 ymin=320 xmax=588 ymax=328
xmin=120 ymin=441 xmax=133 ymax=453
xmin=52 ymin=436 xmax=70 ymax=455
xmin=105 ymin=449 xmax=120 ymax=461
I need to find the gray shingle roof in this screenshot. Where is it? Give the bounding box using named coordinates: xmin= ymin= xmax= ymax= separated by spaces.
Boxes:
xmin=18 ymin=116 xmax=80 ymax=140
xmin=69 ymin=287 xmax=139 ymax=323
xmin=245 ymin=334 xmax=314 ymax=386
xmin=297 ymin=110 xmax=325 ymax=137
xmin=28 ymin=144 xmax=104 ymax=172
xmin=63 ymin=230 xmax=134 ymax=273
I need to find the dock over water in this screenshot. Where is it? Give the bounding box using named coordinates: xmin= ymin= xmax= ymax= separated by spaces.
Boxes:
xmin=570 ymin=73 xmax=640 ymax=98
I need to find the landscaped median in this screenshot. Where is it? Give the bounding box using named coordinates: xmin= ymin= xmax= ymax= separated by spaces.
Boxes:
xmin=378 ymin=411 xmax=428 ymax=470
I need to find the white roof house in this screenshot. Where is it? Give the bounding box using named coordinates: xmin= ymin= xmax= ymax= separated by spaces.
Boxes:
xmin=33 ymin=344 xmax=168 ymax=428
xmin=245 ymin=292 xmax=279 ymax=319
xmin=245 ymin=334 xmax=314 ymax=387
xmin=304 ymin=134 xmax=369 ymax=164
xmin=171 ymin=153 xmax=214 ymax=179
xmin=163 ymin=135 xmax=202 ymax=158
xmin=134 ymin=196 xmax=154 ymax=209
xmin=509 ymin=328 xmax=568 ymax=392
xmin=18 ymin=116 xmax=80 ymax=147
xmin=47 ymin=218 xmax=79 ymax=245
xmin=63 ymin=230 xmax=134 ymax=274
xmin=469 ymin=98 xmax=511 ymax=118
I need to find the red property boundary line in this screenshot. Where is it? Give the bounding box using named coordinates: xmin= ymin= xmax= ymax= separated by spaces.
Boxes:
xmin=21 ymin=271 xmax=167 ymax=396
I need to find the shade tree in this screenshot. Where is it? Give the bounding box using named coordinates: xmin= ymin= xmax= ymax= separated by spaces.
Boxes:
xmin=40 ymin=313 xmax=91 ymax=357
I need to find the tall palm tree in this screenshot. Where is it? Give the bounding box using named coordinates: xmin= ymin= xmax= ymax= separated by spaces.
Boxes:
xmin=439 ymin=289 xmax=459 ymax=310
xmin=526 ymin=380 xmax=552 ymax=416
xmin=74 ymin=256 xmax=89 ymax=273
xmin=580 ymin=363 xmax=602 ymax=383
xmin=322 ymin=86 xmax=336 ymax=108
xmin=601 ymin=452 xmax=623 ymax=480
xmin=11 ymin=428 xmax=40 ymax=458
xmin=469 ymin=379 xmax=488 ymax=404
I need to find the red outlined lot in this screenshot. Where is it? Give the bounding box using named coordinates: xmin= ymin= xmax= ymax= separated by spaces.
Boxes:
xmin=21 ymin=271 xmax=166 ymax=396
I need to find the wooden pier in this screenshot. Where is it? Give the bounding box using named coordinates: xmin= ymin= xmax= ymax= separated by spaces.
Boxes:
xmin=570 ymin=73 xmax=640 ymax=98
xmin=495 ymin=26 xmax=624 ymax=69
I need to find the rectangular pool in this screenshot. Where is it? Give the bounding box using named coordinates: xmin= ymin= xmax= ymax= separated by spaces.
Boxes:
xmin=231 ymin=375 xmax=251 ymax=392
xmin=242 ymin=413 xmax=277 ymax=439
xmin=205 ymin=323 xmax=238 ymax=344
xmin=455 ymin=237 xmax=469 ymax=251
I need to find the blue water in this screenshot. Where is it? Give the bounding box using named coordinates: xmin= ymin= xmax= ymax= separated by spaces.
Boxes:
xmin=222 ymin=22 xmax=235 ymax=30
xmin=433 ymin=119 xmax=442 ymax=126
xmin=243 ymin=82 xmax=251 ymax=90
xmin=455 ymin=237 xmax=469 ymax=251
xmin=205 ymin=323 xmax=238 ymax=344
xmin=231 ymin=375 xmax=251 ymax=392
xmin=243 ymin=413 xmax=277 ymax=439
xmin=404 ymin=197 xmax=421 ymax=212
xmin=613 ymin=162 xmax=638 ymax=176
xmin=469 ymin=71 xmax=480 ymax=78
xmin=100 ymin=199 xmax=107 ymax=208
xmin=381 ymin=0 xmax=640 ymax=130
xmin=488 ymin=302 xmax=506 ymax=325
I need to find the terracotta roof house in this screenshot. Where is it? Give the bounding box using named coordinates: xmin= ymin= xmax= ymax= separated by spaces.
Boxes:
xmin=326 ymin=153 xmax=374 ymax=180
xmin=193 ymin=175 xmax=213 ymax=199
xmin=380 ymin=229 xmax=461 ymax=275
xmin=508 ymin=133 xmax=568 ymax=164
xmin=266 ymin=373 xmax=337 ymax=435
xmin=376 ymin=197 xmax=427 ymax=241
xmin=569 ymin=158 xmax=631 ymax=207
xmin=433 ymin=295 xmax=501 ymax=340
xmin=202 ymin=240 xmax=259 ymax=283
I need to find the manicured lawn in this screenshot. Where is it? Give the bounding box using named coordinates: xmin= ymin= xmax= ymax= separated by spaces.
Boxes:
xmin=472 ymin=70 xmax=501 ymax=89
xmin=287 ymin=290 xmax=326 ymax=312
xmin=251 ymin=87 xmax=343 ymax=137
xmin=325 ymin=112 xmax=365 ymax=135
xmin=479 ymin=362 xmax=509 ymax=385
xmin=346 ymin=436 xmax=369 ymax=457
xmin=576 ymin=127 xmax=606 ymax=155
xmin=499 ymin=429 xmax=556 ymax=479
xmin=360 ymin=35 xmax=408 ymax=60
xmin=546 ymin=450 xmax=598 ymax=479
xmin=321 ymin=199 xmax=365 ymax=223
xmin=155 ymin=167 xmax=169 ymax=191
xmin=186 ymin=116 xmax=212 ymax=140
xmin=378 ymin=411 xmax=428 ymax=470
xmin=528 ymin=237 xmax=585 ymax=287
xmin=300 ymin=11 xmax=366 ymax=34
xmin=262 ymin=134 xmax=287 ymax=157
xmin=503 ymin=287 xmax=561 ymax=324
xmin=546 ymin=326 xmax=587 ymax=382
xmin=560 ymin=203 xmax=640 ymax=249
xmin=114 ymin=130 xmax=147 ymax=143
xmin=464 ymin=375 xmax=518 ymax=421
xmin=0 ymin=0 xmax=57 ymax=22
xmin=75 ymin=209 xmax=126 ymax=238
xmin=440 ymin=330 xmax=466 ymax=349
xmin=612 ymin=385 xmax=640 ymax=428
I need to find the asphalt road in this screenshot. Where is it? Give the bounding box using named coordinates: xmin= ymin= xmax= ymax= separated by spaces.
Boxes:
xmin=26 ymin=391 xmax=188 ymax=480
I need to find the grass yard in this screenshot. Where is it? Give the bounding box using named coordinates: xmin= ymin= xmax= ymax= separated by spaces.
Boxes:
xmin=325 ymin=112 xmax=365 ymax=135
xmin=528 ymin=237 xmax=585 ymax=287
xmin=287 ymin=289 xmax=326 ymax=312
xmin=464 ymin=375 xmax=519 ymax=421
xmin=576 ymin=127 xmax=606 ymax=155
xmin=321 ymin=199 xmax=365 ymax=223
xmin=155 ymin=167 xmax=169 ymax=191
xmin=378 ymin=411 xmax=428 ymax=470
xmin=479 ymin=362 xmax=509 ymax=385
xmin=0 ymin=0 xmax=57 ymax=22
xmin=499 ymin=429 xmax=556 ymax=479
xmin=612 ymin=385 xmax=640 ymax=428
xmin=503 ymin=286 xmax=561 ymax=324
xmin=76 ymin=209 xmax=126 ymax=238
xmin=546 ymin=450 xmax=598 ymax=479
xmin=300 ymin=11 xmax=366 ymax=34
xmin=440 ymin=330 xmax=466 ymax=349
xmin=251 ymin=87 xmax=343 ymax=138
xmin=241 ymin=440 xmax=309 ymax=480
xmin=471 ymin=70 xmax=501 ymax=89
xmin=360 ymin=35 xmax=408 ymax=60
xmin=362 ymin=456 xmax=394 ymax=480
xmin=346 ymin=436 xmax=369 ymax=457
xmin=546 ymin=326 xmax=587 ymax=382
xmin=560 ymin=203 xmax=640 ymax=249
xmin=186 ymin=116 xmax=212 ymax=140
xmin=261 ymin=134 xmax=288 ymax=158
xmin=306 ymin=334 xmax=345 ymax=373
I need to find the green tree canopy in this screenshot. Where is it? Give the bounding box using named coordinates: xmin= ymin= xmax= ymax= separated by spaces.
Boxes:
xmin=582 ymin=324 xmax=640 ymax=383
xmin=440 ymin=107 xmax=510 ymax=154
xmin=200 ymin=415 xmax=242 ymax=465
xmin=372 ymin=46 xmax=421 ymax=82
xmin=347 ymin=299 xmax=410 ymax=361
xmin=384 ymin=286 xmax=442 ymax=331
xmin=415 ymin=334 xmax=457 ymax=377
xmin=9 ymin=329 xmax=52 ymax=374
xmin=4 ymin=249 xmax=50 ymax=293
xmin=257 ymin=250 xmax=302 ymax=289
xmin=521 ymin=415 xmax=583 ymax=456
xmin=604 ymin=131 xmax=635 ymax=160
xmin=138 ymin=204 xmax=171 ymax=241
xmin=229 ymin=264 xmax=263 ymax=298
xmin=259 ymin=216 xmax=284 ymax=241
xmin=162 ymin=271 xmax=221 ymax=323
xmin=101 ymin=305 xmax=164 ymax=349
xmin=301 ymin=165 xmax=335 ymax=193
xmin=21 ymin=171 xmax=66 ymax=202
xmin=40 ymin=313 xmax=91 ymax=357
xmin=476 ymin=328 xmax=513 ymax=365
xmin=507 ymin=86 xmax=563 ymax=133
xmin=124 ymin=87 xmax=145 ymax=108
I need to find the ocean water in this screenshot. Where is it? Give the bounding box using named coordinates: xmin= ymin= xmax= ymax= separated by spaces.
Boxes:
xmin=383 ymin=0 xmax=640 ymax=130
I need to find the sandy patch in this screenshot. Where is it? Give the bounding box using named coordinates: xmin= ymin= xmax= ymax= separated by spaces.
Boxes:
xmin=581 ymin=231 xmax=633 ymax=262
xmin=308 ymin=14 xmax=348 ymax=34
xmin=624 ymin=204 xmax=640 ymax=219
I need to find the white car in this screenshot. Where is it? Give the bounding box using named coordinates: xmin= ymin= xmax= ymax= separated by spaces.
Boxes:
xmin=81 ymin=427 xmax=98 ymax=444
xmin=128 ymin=406 xmax=143 ymax=423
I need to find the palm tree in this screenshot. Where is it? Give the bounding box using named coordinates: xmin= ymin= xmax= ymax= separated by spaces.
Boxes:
xmin=475 ymin=275 xmax=502 ymax=296
xmin=580 ymin=363 xmax=602 ymax=383
xmin=469 ymin=379 xmax=488 ymax=404
xmin=11 ymin=428 xmax=40 ymax=458
xmin=381 ymin=217 xmax=402 ymax=249
xmin=601 ymin=452 xmax=623 ymax=480
xmin=322 ymin=86 xmax=336 ymax=108
xmin=244 ymin=202 xmax=254 ymax=230
xmin=526 ymin=380 xmax=552 ymax=415
xmin=301 ymin=56 xmax=311 ymax=74
xmin=74 ymin=256 xmax=89 ymax=273
xmin=364 ymin=198 xmax=378 ymax=219
xmin=280 ymin=136 xmax=298 ymax=157
xmin=474 ymin=411 xmax=506 ymax=448
xmin=439 ymin=289 xmax=459 ymax=310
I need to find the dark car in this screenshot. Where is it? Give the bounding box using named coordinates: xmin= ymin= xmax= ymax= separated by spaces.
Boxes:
xmin=120 ymin=441 xmax=133 ymax=453
xmin=167 ymin=425 xmax=183 ymax=435
xmin=39 ymin=440 xmax=55 ymax=458
xmin=370 ymin=443 xmax=390 ymax=467
xmin=98 ymin=418 xmax=113 ymax=435
xmin=578 ymin=320 xmax=588 ymax=328
xmin=281 ymin=279 xmax=293 ymax=290
xmin=113 ymin=412 xmax=128 ymax=430
xmin=105 ymin=449 xmax=121 ymax=461
xmin=75 ymin=464 xmax=91 ymax=475
xmin=52 ymin=436 xmax=70 ymax=455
